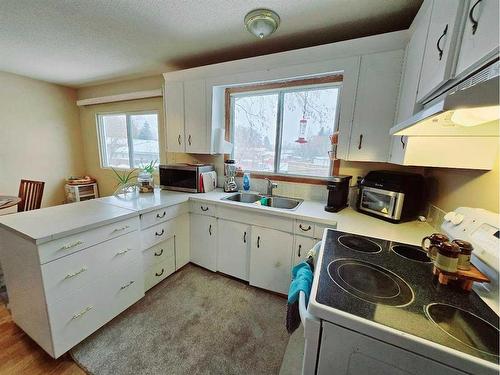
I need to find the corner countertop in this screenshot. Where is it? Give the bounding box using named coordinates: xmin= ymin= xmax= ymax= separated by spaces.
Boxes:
xmin=0 ymin=200 xmax=137 ymax=244
xmin=99 ymin=189 xmax=434 ymax=246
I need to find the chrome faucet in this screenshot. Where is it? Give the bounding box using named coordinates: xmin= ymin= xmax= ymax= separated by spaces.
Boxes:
xmin=265 ymin=178 xmax=278 ymax=196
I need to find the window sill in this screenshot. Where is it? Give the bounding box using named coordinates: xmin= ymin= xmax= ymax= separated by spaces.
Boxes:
xmin=235 ymin=171 xmax=330 ymax=185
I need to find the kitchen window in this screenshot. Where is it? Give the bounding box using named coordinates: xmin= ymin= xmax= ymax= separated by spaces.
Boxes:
xmin=226 ymin=75 xmax=342 ymax=180
xmin=97 ymin=111 xmax=160 ymax=169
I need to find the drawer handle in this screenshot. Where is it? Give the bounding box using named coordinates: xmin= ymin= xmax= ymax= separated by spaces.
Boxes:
xmin=154 ymin=248 xmax=164 ymax=257
xmin=156 ymin=211 xmax=166 ymax=219
xmin=469 ymin=0 xmax=481 ymax=35
xmin=60 ymin=240 xmax=84 ymax=250
xmin=115 ymin=248 xmax=131 ymax=256
xmin=112 ymin=225 xmax=130 ymax=233
xmin=155 ymin=268 xmax=164 ymax=277
xmin=72 ymin=306 xmax=93 ymax=320
xmin=200 ymin=205 xmax=209 ymax=212
xmin=298 ymin=244 xmax=302 ymax=257
xmin=120 ymin=280 xmax=135 ymax=290
xmin=155 ymin=229 xmax=165 ymax=236
xmin=64 ymin=267 xmax=87 ymax=280
xmin=436 ymin=24 xmax=448 ymax=60
xmin=299 ymin=224 xmax=312 ymax=232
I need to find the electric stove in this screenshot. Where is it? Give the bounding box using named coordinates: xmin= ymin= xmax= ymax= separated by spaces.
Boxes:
xmin=311 ymin=229 xmax=499 ymax=366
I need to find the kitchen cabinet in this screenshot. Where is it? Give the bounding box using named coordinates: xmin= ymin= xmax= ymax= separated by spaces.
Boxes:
xmin=217 ymin=219 xmax=250 ymax=280
xmin=455 ymin=0 xmax=500 ymax=78
xmin=249 ymin=226 xmax=293 ymax=294
xmin=190 ymin=213 xmax=217 ymax=271
xmin=348 ymin=49 xmax=404 ymax=162
xmin=417 ymin=0 xmax=465 ymax=101
xmin=165 ymin=81 xmax=185 ymax=152
xmin=293 ymin=236 xmax=317 ymax=266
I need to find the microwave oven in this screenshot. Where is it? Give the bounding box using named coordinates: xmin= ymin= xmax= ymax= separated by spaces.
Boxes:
xmin=357 ymin=170 xmax=425 ymax=223
xmin=159 ymin=164 xmax=214 ymax=193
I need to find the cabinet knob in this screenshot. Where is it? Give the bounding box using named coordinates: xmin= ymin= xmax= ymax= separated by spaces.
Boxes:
xmin=209 ymin=224 xmax=212 ymax=236
xmin=156 ymin=211 xmax=166 ymax=219
xmin=436 ymin=24 xmax=448 ymax=61
xmin=298 ymin=244 xmax=302 ymax=257
xmin=243 ymin=231 xmax=247 ymax=243
xmin=358 ymin=134 xmax=363 ymax=150
xmin=155 ymin=268 xmax=165 ymax=277
xmin=188 ymin=135 xmax=192 ymax=146
xmin=178 ymin=134 xmax=182 ymax=145
xmin=257 ymin=236 xmax=260 ymax=248
xmin=469 ymin=0 xmax=482 ymax=35
xmin=155 ymin=229 xmax=165 ymax=236
xmin=154 ymin=248 xmax=164 ymax=257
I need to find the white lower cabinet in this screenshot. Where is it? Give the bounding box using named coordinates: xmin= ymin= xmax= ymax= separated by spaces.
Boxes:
xmin=144 ymin=257 xmax=176 ymax=291
xmin=249 ymin=226 xmax=294 ymax=294
xmin=190 ymin=213 xmax=217 ymax=271
xmin=173 ymin=213 xmax=190 ymax=270
xmin=217 ymin=219 xmax=250 ymax=281
xmin=293 ymin=236 xmax=317 ymax=266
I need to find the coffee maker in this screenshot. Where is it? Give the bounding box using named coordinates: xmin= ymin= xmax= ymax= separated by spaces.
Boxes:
xmin=224 ymin=159 xmax=238 ymax=192
xmin=325 ymin=175 xmax=352 ymax=212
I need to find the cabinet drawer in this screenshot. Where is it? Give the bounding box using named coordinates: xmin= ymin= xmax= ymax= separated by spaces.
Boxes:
xmin=140 ymin=220 xmax=176 ymax=250
xmin=144 ymin=258 xmax=176 ymax=291
xmin=142 ymin=237 xmax=175 ymax=270
xmin=314 ymin=223 xmax=337 ymax=240
xmin=42 ymin=231 xmax=140 ymax=304
xmin=38 ymin=217 xmax=139 ymax=264
xmin=49 ymin=282 xmax=104 ymax=358
xmin=190 ymin=201 xmax=215 ymax=216
xmin=140 ymin=203 xmax=189 ymax=229
xmin=102 ymin=261 xmax=144 ymax=320
xmin=294 ymin=220 xmax=316 ymax=237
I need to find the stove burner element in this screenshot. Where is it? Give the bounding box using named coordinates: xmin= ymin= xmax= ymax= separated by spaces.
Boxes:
xmin=392 ymin=245 xmax=432 ymax=263
xmin=425 ymin=303 xmax=500 ymax=357
xmin=338 ymin=235 xmax=382 ymax=253
xmin=328 ymin=259 xmax=414 ymax=307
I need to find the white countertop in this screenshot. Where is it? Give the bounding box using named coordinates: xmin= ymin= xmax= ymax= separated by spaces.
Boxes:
xmin=0 ymin=199 xmax=137 ymax=244
xmin=99 ymin=188 xmax=433 ymax=245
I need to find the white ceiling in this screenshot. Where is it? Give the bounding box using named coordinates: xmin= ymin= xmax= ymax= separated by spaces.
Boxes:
xmin=0 ymin=0 xmax=422 ymax=87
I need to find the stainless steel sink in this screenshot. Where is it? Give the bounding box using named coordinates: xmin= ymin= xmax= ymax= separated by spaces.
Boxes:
xmin=221 ymin=193 xmax=303 ymax=210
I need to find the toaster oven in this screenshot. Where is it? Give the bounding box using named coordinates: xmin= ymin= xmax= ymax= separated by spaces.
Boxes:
xmin=159 ymin=164 xmax=214 ymax=193
xmin=358 ymin=171 xmax=425 ymax=223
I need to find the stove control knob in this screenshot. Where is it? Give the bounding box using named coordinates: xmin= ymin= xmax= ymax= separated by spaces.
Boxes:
xmin=444 ymin=211 xmax=456 ymax=222
xmin=451 ymin=213 xmax=464 ymax=225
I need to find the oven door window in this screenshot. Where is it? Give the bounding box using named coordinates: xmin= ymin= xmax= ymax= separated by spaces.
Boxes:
xmin=360 ymin=189 xmax=395 ymax=217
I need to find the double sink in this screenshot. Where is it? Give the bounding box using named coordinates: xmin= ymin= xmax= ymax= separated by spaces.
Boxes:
xmin=221 ymin=192 xmax=303 ymax=210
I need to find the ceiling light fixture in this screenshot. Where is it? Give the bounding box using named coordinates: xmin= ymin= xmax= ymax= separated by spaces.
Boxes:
xmin=244 ymin=9 xmax=280 ymax=39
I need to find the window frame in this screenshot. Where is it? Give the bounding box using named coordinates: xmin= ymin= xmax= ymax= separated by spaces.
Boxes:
xmin=96 ymin=110 xmax=160 ymax=170
xmin=225 ymin=74 xmax=343 ymax=184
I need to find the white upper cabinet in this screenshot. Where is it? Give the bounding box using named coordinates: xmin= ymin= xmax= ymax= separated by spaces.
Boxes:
xmin=417 ymin=0 xmax=465 ymax=102
xmin=455 ymin=0 xmax=500 ymax=78
xmin=183 ymin=79 xmax=208 ymax=153
xmin=347 ymin=49 xmax=404 ymax=162
xmin=165 ymin=81 xmax=185 ymax=152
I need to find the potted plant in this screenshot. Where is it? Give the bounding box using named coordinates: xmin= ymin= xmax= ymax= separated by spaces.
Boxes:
xmin=138 ymin=160 xmax=157 ymax=193
xmin=111 ymin=168 xmax=138 ymax=196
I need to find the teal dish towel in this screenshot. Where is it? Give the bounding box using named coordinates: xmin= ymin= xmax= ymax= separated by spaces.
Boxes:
xmin=287 ymin=262 xmax=313 ymax=305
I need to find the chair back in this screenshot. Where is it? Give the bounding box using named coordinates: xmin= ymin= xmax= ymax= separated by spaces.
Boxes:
xmin=18 ymin=179 xmax=45 ymax=212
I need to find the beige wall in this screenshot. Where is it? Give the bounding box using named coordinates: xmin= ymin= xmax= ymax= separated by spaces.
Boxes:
xmin=425 ymin=156 xmax=499 ymax=214
xmin=0 ymin=71 xmax=85 ymax=211
xmin=77 ymin=75 xmax=164 ymax=100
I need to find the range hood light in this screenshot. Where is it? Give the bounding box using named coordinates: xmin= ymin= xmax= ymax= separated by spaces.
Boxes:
xmin=450 ymin=106 xmax=500 ymax=127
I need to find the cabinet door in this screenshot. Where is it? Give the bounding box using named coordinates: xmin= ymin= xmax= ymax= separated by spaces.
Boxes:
xmin=456 ymin=0 xmax=500 ymax=77
xmin=249 ymin=226 xmax=293 ymax=294
xmin=348 ymin=49 xmax=404 ymax=162
xmin=417 ymin=0 xmax=464 ymax=101
xmin=174 ymin=213 xmax=190 ymax=270
xmin=190 ymin=214 xmax=216 ymax=271
xmin=394 ymin=1 xmax=433 ymax=125
xmin=293 ymin=236 xmax=317 ymax=266
xmin=184 ymin=79 xmax=208 ymax=153
xmin=165 ymin=81 xmax=185 ymax=152
xmin=217 ymin=219 xmax=250 ymax=281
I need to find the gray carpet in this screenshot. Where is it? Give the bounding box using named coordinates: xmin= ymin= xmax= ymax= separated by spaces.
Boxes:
xmin=71 ymin=264 xmax=290 ymax=375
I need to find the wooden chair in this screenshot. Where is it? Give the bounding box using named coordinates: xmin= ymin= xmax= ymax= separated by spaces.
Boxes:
xmin=18 ymin=179 xmax=45 ymax=212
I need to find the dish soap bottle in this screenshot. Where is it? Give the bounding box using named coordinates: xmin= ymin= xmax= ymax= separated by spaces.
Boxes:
xmin=242 ymin=172 xmax=251 ymax=192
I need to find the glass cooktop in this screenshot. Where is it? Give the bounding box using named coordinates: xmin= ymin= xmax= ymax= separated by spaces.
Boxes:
xmin=314 ymin=229 xmax=499 ymax=364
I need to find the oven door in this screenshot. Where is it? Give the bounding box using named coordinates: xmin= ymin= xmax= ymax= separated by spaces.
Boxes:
xmin=159 ymin=167 xmax=199 ymax=192
xmin=359 ymin=187 xmax=404 ymax=220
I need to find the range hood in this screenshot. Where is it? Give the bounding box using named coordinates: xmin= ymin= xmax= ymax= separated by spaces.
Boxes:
xmin=390 ymin=63 xmax=500 ymax=137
